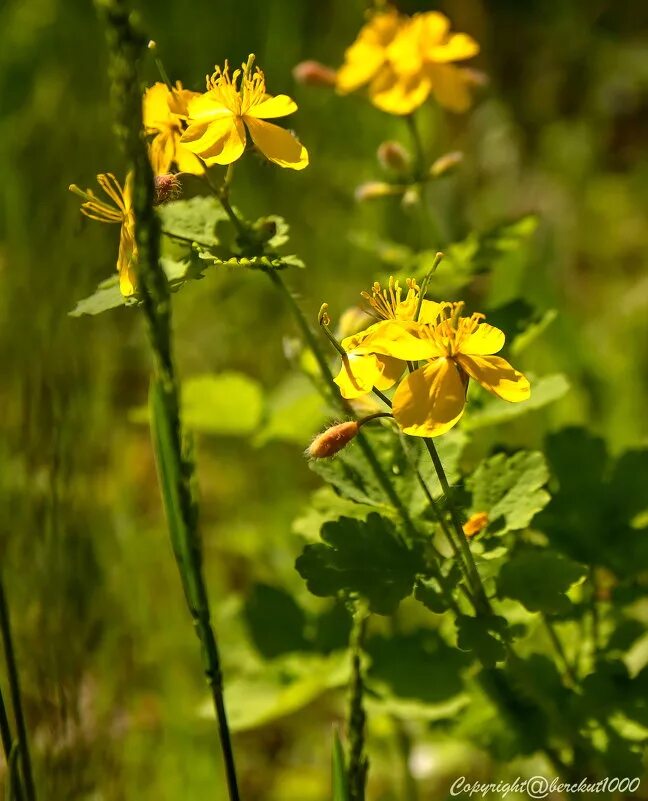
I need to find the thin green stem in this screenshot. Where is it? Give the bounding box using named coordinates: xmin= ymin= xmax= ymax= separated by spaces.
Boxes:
xmin=0 ymin=579 xmax=35 ymax=801
xmin=347 ymin=607 xmax=369 ymax=801
xmin=406 ymin=114 xmax=425 ymax=179
xmin=422 ymin=438 xmax=491 ymax=613
xmin=96 ymin=3 xmax=240 ymax=799
xmin=393 ymin=719 xmax=418 ymax=801
xmin=543 ymin=618 xmax=578 ymax=686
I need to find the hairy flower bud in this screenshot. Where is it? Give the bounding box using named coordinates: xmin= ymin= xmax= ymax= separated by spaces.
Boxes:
xmin=153 ymin=173 xmax=182 ymax=206
xmin=377 ymin=140 xmax=411 ymax=173
xmin=430 ymin=151 xmax=464 ymax=178
xmin=307 ymin=421 xmax=359 ymax=459
xmin=463 ymin=511 xmax=489 ymax=538
xmin=292 ymin=60 xmax=337 ymax=88
xmin=401 ymin=186 xmax=420 ymax=208
xmin=354 ymin=181 xmax=400 ymax=202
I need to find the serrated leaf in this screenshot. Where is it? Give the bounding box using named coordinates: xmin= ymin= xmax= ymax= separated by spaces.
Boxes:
xmin=464 ymin=373 xmax=570 ymax=429
xmin=497 ymin=550 xmax=586 ymax=614
xmin=69 ymin=276 xmax=130 ymax=316
xmin=158 ymin=196 xmax=227 ymax=246
xmin=456 ymin=614 xmax=508 ymax=666
xmin=295 ymin=513 xmax=419 ymax=615
xmin=293 ymin=487 xmax=379 ymax=543
xmin=197 ymin=251 xmax=302 ymax=270
xmin=243 ymin=584 xmax=309 ymax=659
xmin=467 ymin=450 xmax=550 ymax=533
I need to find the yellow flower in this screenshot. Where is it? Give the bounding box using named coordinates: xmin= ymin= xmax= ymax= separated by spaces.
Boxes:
xmin=371 ymin=302 xmax=530 ymax=437
xmin=334 ymin=277 xmax=440 ymax=399
xmin=337 ymin=10 xmax=480 ymax=115
xmin=69 ymin=173 xmax=137 ymax=297
xmin=143 ymin=81 xmax=204 ymax=175
xmin=181 ymin=60 xmax=308 ymax=170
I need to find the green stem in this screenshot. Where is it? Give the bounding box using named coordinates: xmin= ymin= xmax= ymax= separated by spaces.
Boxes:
xmin=0 ymin=685 xmax=24 ymax=801
xmin=0 ymin=579 xmax=35 ymax=801
xmin=543 ymin=618 xmax=578 ymax=686
xmin=96 ymin=3 xmax=240 ymax=799
xmin=347 ymin=607 xmax=369 ymax=801
xmin=406 ymin=115 xmax=425 ymax=180
xmin=393 ymin=719 xmax=418 ymax=801
xmin=422 ymin=438 xmax=491 ymax=613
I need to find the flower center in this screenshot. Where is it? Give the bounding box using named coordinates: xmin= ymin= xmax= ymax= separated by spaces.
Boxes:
xmin=206 ymin=58 xmax=267 ymax=117
xmin=361 ymin=276 xmax=421 ymax=320
xmin=427 ymin=302 xmax=485 ymax=356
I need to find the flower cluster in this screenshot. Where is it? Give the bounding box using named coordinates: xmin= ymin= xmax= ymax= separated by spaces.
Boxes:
xmin=332 ymin=278 xmax=530 ymax=437
xmin=70 ymin=57 xmax=308 ymax=297
xmin=337 ymin=9 xmax=480 ymax=115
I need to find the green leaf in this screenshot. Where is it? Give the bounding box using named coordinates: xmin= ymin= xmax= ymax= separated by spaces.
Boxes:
xmin=69 ymin=276 xmax=130 ymax=316
xmin=243 ymin=584 xmax=309 ymax=658
xmin=181 ymin=372 xmax=264 ymax=436
xmin=219 ymin=652 xmax=350 ymax=732
xmin=158 ymin=196 xmax=227 ymax=246
xmin=197 ymin=251 xmax=304 ymax=271
xmin=510 ymin=309 xmax=558 ymax=355
xmin=295 ymin=513 xmax=419 ymax=615
xmin=293 ymin=487 xmax=378 ymax=543
xmin=464 ymin=373 xmax=570 ymax=430
xmin=455 ymin=615 xmax=508 ymax=666
xmin=332 ymin=730 xmax=350 ymax=801
xmin=497 ymin=550 xmax=586 ymax=613
xmin=367 ymin=631 xmax=469 ymax=704
xmin=466 ymin=450 xmax=550 ymax=533
xmin=414 ymin=563 xmax=462 ymax=615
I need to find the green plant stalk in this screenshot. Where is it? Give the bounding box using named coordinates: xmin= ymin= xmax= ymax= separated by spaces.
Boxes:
xmin=393 ymin=718 xmax=418 ymax=801
xmin=347 ymin=608 xmax=369 ymax=801
xmin=543 ymin=618 xmax=578 ymax=687
xmin=422 ymin=438 xmax=492 ymax=613
xmin=95 ymin=2 xmax=240 ymax=798
xmin=0 ymin=580 xmax=35 ymax=801
xmin=0 ymin=686 xmax=14 ymax=767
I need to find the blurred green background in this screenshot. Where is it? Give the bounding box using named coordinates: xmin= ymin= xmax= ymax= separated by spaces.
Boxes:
xmin=1 ymin=0 xmax=647 ymax=798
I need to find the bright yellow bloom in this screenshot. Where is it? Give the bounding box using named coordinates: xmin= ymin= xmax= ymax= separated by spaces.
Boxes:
xmin=371 ymin=302 xmax=530 ymax=436
xmin=334 ymin=277 xmax=440 ymax=399
xmin=181 ymin=60 xmax=308 ymax=170
xmin=337 ymin=10 xmax=480 ymax=115
xmin=69 ymin=173 xmax=137 ymax=297
xmin=143 ymin=81 xmax=203 ymax=175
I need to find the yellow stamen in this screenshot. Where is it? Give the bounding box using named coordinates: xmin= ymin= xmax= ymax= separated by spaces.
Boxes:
xmin=360 ymin=275 xmax=420 ymax=320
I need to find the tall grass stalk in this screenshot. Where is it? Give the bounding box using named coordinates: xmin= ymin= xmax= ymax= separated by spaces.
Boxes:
xmin=346 ymin=608 xmax=368 ymax=801
xmin=94 ymin=2 xmax=240 ymax=798
xmin=0 ymin=579 xmax=35 ymax=801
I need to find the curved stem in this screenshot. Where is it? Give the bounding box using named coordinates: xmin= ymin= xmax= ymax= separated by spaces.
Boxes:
xmin=543 ymin=618 xmax=578 ymax=687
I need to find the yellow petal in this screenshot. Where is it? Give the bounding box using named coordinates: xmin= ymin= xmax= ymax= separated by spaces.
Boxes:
xmin=149 ymin=131 xmax=175 ymax=175
xmin=143 ymin=82 xmax=173 ymax=131
xmin=456 ymin=354 xmax=530 ymax=402
xmin=174 ymin=145 xmax=205 ymax=175
xmin=199 ymin=116 xmax=247 ymax=166
xmin=186 ymin=93 xmax=234 ymax=125
xmin=369 ymin=67 xmax=431 ymax=115
xmin=426 ymin=33 xmax=479 ymax=63
xmin=374 ymin=355 xmax=404 ymax=390
xmin=426 ymin=64 xmax=473 ymax=112
xmin=245 ymin=117 xmax=308 ymax=170
xmin=334 ymin=353 xmax=382 ymax=399
xmin=117 ymin=222 xmax=137 ymax=297
xmin=365 ymin=320 xmax=443 ymax=360
xmin=337 ymin=10 xmax=401 ymax=93
xmin=246 ymin=94 xmax=298 ymax=119
xmin=392 ymin=358 xmax=466 ymax=437
xmin=385 ymin=18 xmax=425 ymax=76
xmin=181 ymin=115 xmax=234 ymax=151
xmin=461 ymin=322 xmax=505 ymax=355
xmin=419 ymin=11 xmax=450 ymax=46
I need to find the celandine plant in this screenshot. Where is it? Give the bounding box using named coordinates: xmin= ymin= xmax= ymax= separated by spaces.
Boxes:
xmin=63 ymin=1 xmax=648 ymax=799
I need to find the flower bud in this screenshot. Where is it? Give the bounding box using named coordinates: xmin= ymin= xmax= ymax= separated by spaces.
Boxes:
xmin=377 ymin=140 xmax=411 ymax=173
xmin=354 ymin=181 xmax=400 ymax=202
xmin=401 ymin=186 xmax=420 ymax=208
xmin=292 ymin=60 xmax=337 ymax=88
xmin=307 ymin=421 xmax=359 ymax=459
xmin=153 ymin=173 xmax=182 ymax=205
xmin=462 ymin=511 xmax=489 ymax=538
xmin=429 ymin=151 xmax=464 ymax=178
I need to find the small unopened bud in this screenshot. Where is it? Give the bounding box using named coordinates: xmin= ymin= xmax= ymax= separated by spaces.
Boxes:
xmin=292 ymin=60 xmax=337 ymax=88
xmin=307 ymin=421 xmax=359 ymax=459
xmin=354 ymin=181 xmax=401 ymax=202
xmin=318 ymin=303 xmax=331 ymax=327
xmin=430 ymin=151 xmax=464 ymax=178
xmin=377 ymin=140 xmax=411 ymax=173
xmin=401 ymin=186 xmax=420 ymax=208
xmin=147 ymin=40 xmax=157 ymax=50
xmin=154 ymin=173 xmax=182 ymax=205
xmin=463 ymin=512 xmax=489 ymax=538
